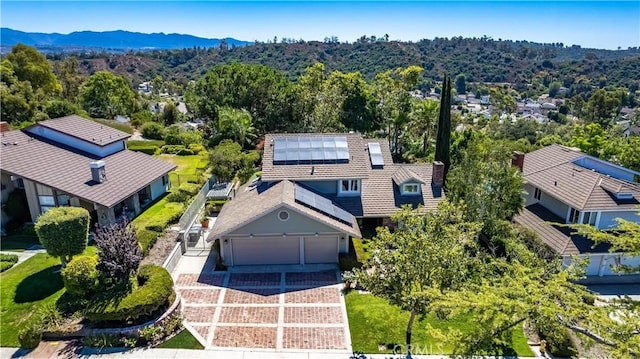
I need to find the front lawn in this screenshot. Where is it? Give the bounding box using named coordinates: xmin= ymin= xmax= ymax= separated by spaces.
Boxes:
xmin=155 ymin=329 xmax=204 ymax=350
xmin=346 ymin=290 xmax=533 ymax=356
xmin=0 ymin=247 xmax=97 ymax=347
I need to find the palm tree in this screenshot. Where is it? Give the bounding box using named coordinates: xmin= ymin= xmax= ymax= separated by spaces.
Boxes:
xmin=218 ymin=107 xmax=257 ymax=148
xmin=409 ymin=98 xmax=439 ymax=155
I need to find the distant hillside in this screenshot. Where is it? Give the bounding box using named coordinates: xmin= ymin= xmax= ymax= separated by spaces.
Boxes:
xmin=0 ymin=28 xmax=251 ymax=51
xmin=56 ymin=38 xmax=639 ymax=94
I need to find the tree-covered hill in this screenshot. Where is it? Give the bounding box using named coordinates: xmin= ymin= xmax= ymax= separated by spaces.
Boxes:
xmin=51 ymin=37 xmax=640 ymax=90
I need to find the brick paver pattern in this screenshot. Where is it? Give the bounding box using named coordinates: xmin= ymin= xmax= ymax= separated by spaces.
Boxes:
xmin=282 ymin=327 xmax=346 ymax=350
xmin=176 ymin=271 xmax=348 ymax=351
xmin=213 ymin=326 xmax=278 ymax=348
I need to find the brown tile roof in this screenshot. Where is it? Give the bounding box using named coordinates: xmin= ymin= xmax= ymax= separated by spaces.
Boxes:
xmin=514 ymin=204 xmax=610 ymax=255
xmin=0 ymin=130 xmax=175 ymax=208
xmin=32 ymin=115 xmax=131 ymax=146
xmin=262 ymin=133 xmax=371 ymax=181
xmin=207 ymin=180 xmax=361 ymax=240
xmin=391 ymin=166 xmax=425 ymax=186
xmin=523 ymin=144 xmax=640 ymax=211
xmin=333 ymin=163 xmax=444 ymax=217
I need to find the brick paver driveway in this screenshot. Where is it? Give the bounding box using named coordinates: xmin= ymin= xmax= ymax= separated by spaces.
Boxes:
xmin=175 ymin=270 xmax=351 ymax=352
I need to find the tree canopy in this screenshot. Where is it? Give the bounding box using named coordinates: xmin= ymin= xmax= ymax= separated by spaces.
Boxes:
xmin=80 ymin=71 xmax=137 ymax=118
xmin=34 ymin=207 xmax=90 ymax=267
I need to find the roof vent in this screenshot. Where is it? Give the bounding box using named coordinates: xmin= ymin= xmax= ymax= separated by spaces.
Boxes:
xmin=90 ymin=160 xmax=107 ymax=183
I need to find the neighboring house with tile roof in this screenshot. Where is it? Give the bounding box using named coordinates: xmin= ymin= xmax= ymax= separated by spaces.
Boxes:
xmin=513 ymin=144 xmax=640 ymax=277
xmin=208 ymin=133 xmax=445 ymax=266
xmin=0 ymin=116 xmax=176 ymax=229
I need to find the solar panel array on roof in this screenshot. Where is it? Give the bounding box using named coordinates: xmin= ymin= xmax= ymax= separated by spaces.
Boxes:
xmin=273 ymin=136 xmax=349 ymax=164
xmin=367 ymin=142 xmax=384 ymax=167
xmin=294 ymin=184 xmax=353 ymax=225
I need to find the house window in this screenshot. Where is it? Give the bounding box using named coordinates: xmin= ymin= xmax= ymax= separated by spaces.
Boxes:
xmin=57 ymin=194 xmax=70 ymax=207
xmin=534 ymin=188 xmax=541 ymax=200
xmin=36 ymin=183 xmax=55 ymax=213
xmin=162 ymin=175 xmax=169 ymax=186
xmin=15 ymin=178 xmax=24 ymax=189
xmin=402 ymin=183 xmax=420 ymax=195
xmin=569 ymin=207 xmax=581 ymax=224
xmin=338 ymin=179 xmax=360 ymax=196
xmin=582 ymin=211 xmax=597 ymax=226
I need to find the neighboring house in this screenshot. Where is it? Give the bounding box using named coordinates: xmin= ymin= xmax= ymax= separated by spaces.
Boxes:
xmin=0 ymin=115 xmax=176 ymax=227
xmin=207 ymin=133 xmax=445 ymax=266
xmin=513 ymin=145 xmax=640 ymax=277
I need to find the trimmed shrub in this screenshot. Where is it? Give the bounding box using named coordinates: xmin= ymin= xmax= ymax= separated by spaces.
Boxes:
xmin=0 ymin=261 xmax=16 ymax=272
xmin=34 ymin=207 xmax=90 ymax=267
xmin=179 ymin=183 xmax=201 ymax=195
xmin=144 ymin=203 xmax=184 ymax=232
xmin=137 ymin=229 xmax=161 ymax=255
xmin=188 ymin=143 xmax=205 ymax=153
xmin=84 ymin=264 xmax=175 ymax=323
xmin=18 ymin=320 xmax=42 ymax=349
xmin=128 ymin=145 xmax=158 ymax=155
xmin=0 ymin=253 xmax=19 ymax=263
xmin=127 ymin=140 xmax=165 ymax=148
xmin=140 ymin=122 xmax=165 ymax=140
xmin=176 ymin=148 xmax=195 ymax=156
xmin=62 ymin=255 xmax=100 ymax=298
xmin=166 ymin=191 xmax=190 ymax=203
xmin=160 ymin=144 xmax=186 ymax=154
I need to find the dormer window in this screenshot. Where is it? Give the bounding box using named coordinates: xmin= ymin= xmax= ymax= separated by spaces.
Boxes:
xmin=338 ymin=179 xmax=360 ymax=196
xmin=402 ymin=183 xmax=421 ymax=196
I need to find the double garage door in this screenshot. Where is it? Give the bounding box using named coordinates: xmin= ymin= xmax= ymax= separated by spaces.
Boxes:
xmin=231 ymin=235 xmax=338 ymax=266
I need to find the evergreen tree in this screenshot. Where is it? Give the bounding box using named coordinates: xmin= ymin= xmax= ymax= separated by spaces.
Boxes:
xmin=435 ymin=73 xmax=452 ymax=180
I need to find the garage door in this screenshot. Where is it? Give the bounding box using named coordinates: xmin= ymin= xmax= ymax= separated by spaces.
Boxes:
xmin=304 ymin=236 xmax=338 ymax=264
xmin=232 ymin=237 xmax=300 ymax=265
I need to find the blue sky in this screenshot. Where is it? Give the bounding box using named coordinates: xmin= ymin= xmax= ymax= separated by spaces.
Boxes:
xmin=2 ymin=1 xmax=639 ymax=49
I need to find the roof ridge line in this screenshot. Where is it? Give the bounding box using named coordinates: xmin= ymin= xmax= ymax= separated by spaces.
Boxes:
xmin=580 ymin=174 xmax=603 ymax=210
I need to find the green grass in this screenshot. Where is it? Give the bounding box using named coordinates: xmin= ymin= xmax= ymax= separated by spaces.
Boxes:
xmin=159 ymin=153 xmax=209 ymax=187
xmin=91 ymin=118 xmax=134 ymax=134
xmin=0 ymin=247 xmax=97 ymax=347
xmin=155 ymin=330 xmax=204 ymax=350
xmin=346 ymin=291 xmax=533 ymax=356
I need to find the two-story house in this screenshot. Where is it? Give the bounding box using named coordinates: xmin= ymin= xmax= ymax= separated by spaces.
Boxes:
xmin=207 ymin=133 xmax=445 ymax=266
xmin=0 ymin=115 xmax=176 ymax=228
xmin=513 ymin=144 xmax=640 ymax=277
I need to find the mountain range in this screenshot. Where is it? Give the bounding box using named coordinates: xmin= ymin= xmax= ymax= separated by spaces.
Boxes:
xmin=0 ymin=28 xmax=251 ymax=50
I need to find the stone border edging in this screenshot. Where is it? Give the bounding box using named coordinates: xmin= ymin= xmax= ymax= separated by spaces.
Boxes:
xmin=43 ymin=293 xmax=182 ymax=340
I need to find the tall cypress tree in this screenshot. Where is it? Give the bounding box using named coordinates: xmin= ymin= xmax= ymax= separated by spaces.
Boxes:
xmin=435 ymin=73 xmax=452 ymax=182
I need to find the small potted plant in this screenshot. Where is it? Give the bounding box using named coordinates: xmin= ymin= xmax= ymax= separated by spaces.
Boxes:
xmin=200 ymin=213 xmax=209 ymax=228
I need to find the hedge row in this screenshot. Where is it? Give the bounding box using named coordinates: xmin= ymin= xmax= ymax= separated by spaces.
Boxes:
xmin=159 ymin=144 xmax=205 ymax=156
xmin=166 ymin=183 xmax=201 ymax=203
xmin=144 ymin=203 xmax=184 ymax=232
xmin=84 ymin=264 xmax=175 ymax=323
xmin=128 ymin=145 xmax=158 ymax=155
xmin=137 ymin=229 xmax=162 ymax=255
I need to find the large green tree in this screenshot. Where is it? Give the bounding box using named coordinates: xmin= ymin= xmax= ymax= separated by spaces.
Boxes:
xmin=6 ymin=44 xmax=62 ymax=96
xmin=80 ymin=71 xmax=137 ymax=118
xmin=347 ymin=202 xmax=481 ymax=357
xmin=186 ymin=63 xmax=296 ymax=134
xmin=217 ymin=106 xmax=257 ymax=148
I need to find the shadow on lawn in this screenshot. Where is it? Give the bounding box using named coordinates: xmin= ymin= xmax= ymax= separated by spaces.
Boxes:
xmin=14 ymin=265 xmax=63 ymax=303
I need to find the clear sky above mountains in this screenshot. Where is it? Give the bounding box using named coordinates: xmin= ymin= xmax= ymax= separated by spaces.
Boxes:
xmin=2 ymin=1 xmax=639 ymax=50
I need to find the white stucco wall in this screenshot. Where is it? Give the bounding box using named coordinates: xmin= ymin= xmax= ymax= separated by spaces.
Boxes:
xmin=26 ymin=126 xmax=125 ymax=158
xmin=149 ymin=175 xmax=169 ymax=201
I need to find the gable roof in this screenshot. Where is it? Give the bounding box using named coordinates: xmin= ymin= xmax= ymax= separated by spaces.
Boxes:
xmin=514 ymin=204 xmax=611 ymax=255
xmin=523 ymin=144 xmax=640 ymax=211
xmin=0 ymin=130 xmax=175 ymax=208
xmin=391 ymin=166 xmax=425 ymax=186
xmin=207 ymin=180 xmax=361 ymax=240
xmin=262 ymin=133 xmax=371 ymax=181
xmin=32 ymin=115 xmax=131 ymax=146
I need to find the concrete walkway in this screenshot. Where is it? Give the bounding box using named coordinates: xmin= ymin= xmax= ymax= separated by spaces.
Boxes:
xmin=0 ymin=247 xmax=46 ymax=267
